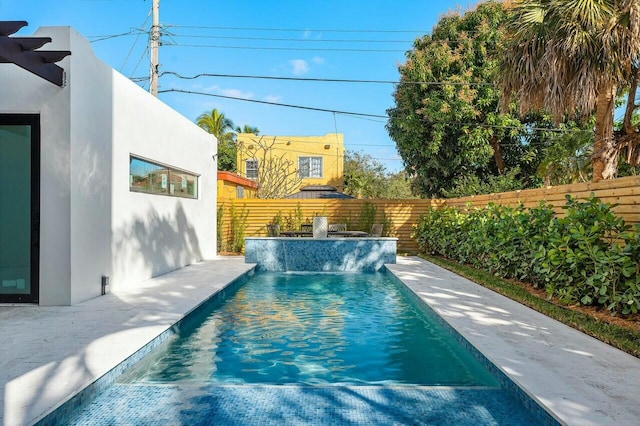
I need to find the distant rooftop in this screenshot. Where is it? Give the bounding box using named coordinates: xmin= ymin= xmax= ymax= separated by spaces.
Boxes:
xmin=285 ymin=185 xmax=354 ymax=199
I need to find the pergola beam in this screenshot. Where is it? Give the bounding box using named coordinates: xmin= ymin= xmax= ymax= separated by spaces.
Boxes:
xmin=0 ymin=21 xmax=71 ymax=87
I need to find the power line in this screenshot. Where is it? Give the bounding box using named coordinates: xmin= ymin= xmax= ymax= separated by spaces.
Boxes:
xmin=159 ymin=71 xmax=494 ymax=86
xmin=158 ymin=88 xmax=388 ymax=118
xmin=131 ymin=45 xmax=150 ymax=86
xmin=425 ymin=121 xmax=576 ymax=133
xmin=161 ymin=88 xmax=579 ymax=133
xmin=162 ymin=42 xmax=406 ymax=53
xmin=164 ymin=24 xmax=429 ymax=34
xmin=163 ymin=33 xmax=414 ymax=43
xmin=88 ymin=28 xmax=145 ymax=43
xmin=238 ymin=136 xmax=395 ymax=148
xmin=121 ymin=14 xmax=151 ymax=72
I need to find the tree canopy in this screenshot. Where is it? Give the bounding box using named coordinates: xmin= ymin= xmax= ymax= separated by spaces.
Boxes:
xmin=236 ymin=124 xmax=260 ymax=135
xmin=499 ymin=0 xmax=640 ymax=180
xmin=343 ymin=151 xmax=415 ymax=199
xmin=196 ymin=110 xmax=262 ymax=172
xmin=386 ymin=0 xmax=633 ymax=196
xmin=196 ymin=109 xmax=238 ymax=172
xmin=387 ymin=1 xmax=545 ymax=198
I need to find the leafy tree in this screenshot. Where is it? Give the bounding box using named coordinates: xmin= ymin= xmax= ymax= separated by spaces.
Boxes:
xmin=387 ymin=1 xmax=540 ymax=198
xmin=537 ymin=130 xmax=593 ymax=186
xmin=343 ymin=151 xmax=387 ymax=198
xmin=238 ymin=136 xmax=302 ymax=199
xmin=344 ymin=151 xmax=415 ymax=199
xmin=499 ymin=0 xmax=640 ymax=181
xmin=441 ymin=167 xmax=525 ymax=198
xmin=196 ymin=109 xmax=237 ymax=171
xmin=380 ymin=172 xmax=416 ymax=199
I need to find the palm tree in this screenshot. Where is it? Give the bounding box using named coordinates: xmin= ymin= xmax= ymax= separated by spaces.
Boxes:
xmin=537 ymin=130 xmax=593 ymax=186
xmin=235 ymin=124 xmax=260 ymax=135
xmin=196 ymin=109 xmax=237 ymax=171
xmin=499 ymin=0 xmax=640 ymax=181
xmin=196 ymin=108 xmax=235 ymax=142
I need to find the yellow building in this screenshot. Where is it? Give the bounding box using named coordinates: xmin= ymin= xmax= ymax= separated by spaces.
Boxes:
xmin=217 ymin=171 xmax=258 ymax=200
xmin=236 ymin=133 xmax=345 ymax=196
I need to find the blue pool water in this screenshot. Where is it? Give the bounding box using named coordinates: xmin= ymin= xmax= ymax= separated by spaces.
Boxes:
xmin=57 ymin=270 xmax=552 ymax=425
xmin=122 ymin=271 xmax=498 ymax=387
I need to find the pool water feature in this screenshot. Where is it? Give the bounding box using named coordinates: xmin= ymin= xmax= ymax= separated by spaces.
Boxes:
xmin=58 ymin=270 xmax=555 ymax=425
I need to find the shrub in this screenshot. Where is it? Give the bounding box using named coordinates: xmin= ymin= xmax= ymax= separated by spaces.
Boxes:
xmin=228 ymin=202 xmax=249 ymax=253
xmin=217 ymin=204 xmax=224 ymax=251
xmin=413 ymin=194 xmax=640 ymax=315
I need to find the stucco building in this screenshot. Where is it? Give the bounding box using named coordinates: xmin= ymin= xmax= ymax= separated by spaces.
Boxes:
xmin=217 ymin=170 xmax=258 ymax=200
xmin=236 ymin=132 xmax=345 ymax=195
xmin=0 ymin=24 xmax=217 ymax=305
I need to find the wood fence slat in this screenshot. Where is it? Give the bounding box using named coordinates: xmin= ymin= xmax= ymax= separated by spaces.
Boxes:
xmin=218 ymin=176 xmax=640 ymax=254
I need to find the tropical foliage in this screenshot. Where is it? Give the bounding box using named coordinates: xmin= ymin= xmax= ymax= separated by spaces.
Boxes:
xmin=536 ymin=130 xmax=593 ymax=186
xmin=236 ymin=124 xmax=260 ymax=135
xmin=499 ymin=0 xmax=640 ymax=181
xmin=343 ymin=151 xmax=415 ymax=199
xmin=441 ymin=168 xmax=524 ymax=198
xmin=389 ymin=1 xmax=640 ymax=196
xmin=196 ymin=109 xmax=238 ymax=171
xmin=387 ymin=1 xmax=544 ymax=197
xmin=413 ymin=195 xmax=640 ymax=316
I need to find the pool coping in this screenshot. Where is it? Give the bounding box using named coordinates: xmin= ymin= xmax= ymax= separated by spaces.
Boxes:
xmin=386 ymin=257 xmax=640 ymax=426
xmin=0 ymin=257 xmax=255 ymax=426
xmin=34 ymin=261 xmax=554 ymax=426
xmin=2 ymin=256 xmax=638 ymax=425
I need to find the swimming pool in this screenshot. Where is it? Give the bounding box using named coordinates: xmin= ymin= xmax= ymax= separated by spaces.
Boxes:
xmin=121 ymin=271 xmax=498 ymax=387
xmin=60 ymin=269 xmax=553 ymax=425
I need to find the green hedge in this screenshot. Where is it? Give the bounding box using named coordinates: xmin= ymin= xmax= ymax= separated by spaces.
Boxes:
xmin=413 ymin=195 xmax=640 ymax=315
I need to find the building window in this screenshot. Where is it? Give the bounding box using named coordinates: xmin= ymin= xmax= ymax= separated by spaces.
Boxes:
xmin=298 ymin=156 xmax=323 ymax=178
xmin=129 ymin=155 xmax=198 ymax=199
xmin=236 ymin=186 xmax=245 ymax=198
xmin=246 ymin=159 xmax=258 ymax=179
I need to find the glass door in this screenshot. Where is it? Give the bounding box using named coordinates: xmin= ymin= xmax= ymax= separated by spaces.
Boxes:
xmin=0 ymin=115 xmax=39 ymax=303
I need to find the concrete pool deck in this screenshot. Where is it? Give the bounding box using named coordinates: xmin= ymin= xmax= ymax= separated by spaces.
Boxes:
xmin=0 ymin=256 xmax=638 ymax=425
xmin=386 ymin=258 xmax=640 ymax=426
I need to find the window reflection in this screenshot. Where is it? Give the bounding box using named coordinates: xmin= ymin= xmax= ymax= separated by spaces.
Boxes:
xmin=129 ymin=156 xmax=198 ymax=199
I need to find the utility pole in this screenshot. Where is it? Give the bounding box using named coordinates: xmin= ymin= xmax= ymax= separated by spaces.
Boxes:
xmin=149 ymin=0 xmax=160 ymax=96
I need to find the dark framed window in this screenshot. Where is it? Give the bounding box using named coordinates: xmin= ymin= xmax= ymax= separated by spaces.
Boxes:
xmin=129 ymin=155 xmax=198 ymax=199
xmin=0 ymin=114 xmax=40 ymax=303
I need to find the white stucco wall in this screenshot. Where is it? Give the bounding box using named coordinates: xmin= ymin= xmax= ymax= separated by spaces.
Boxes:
xmin=110 ymin=71 xmax=217 ymax=293
xmin=0 ymin=26 xmax=217 ymax=305
xmin=67 ymin=28 xmax=115 ymax=305
xmin=0 ymin=27 xmax=74 ymax=305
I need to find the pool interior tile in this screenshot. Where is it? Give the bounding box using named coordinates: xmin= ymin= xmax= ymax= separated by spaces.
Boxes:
xmin=36 ymin=267 xmax=559 ymax=426
xmin=16 ymin=256 xmax=639 ymax=425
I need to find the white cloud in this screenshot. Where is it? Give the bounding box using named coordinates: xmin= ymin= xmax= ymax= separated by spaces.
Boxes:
xmin=312 ymin=56 xmax=325 ymax=65
xmin=289 ymin=59 xmax=309 ymax=75
xmin=195 ymin=84 xmax=253 ymax=99
xmin=264 ymin=95 xmax=283 ymax=103
xmin=220 ymin=88 xmax=254 ymax=99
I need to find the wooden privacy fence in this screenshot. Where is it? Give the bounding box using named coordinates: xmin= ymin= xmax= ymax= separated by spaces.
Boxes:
xmin=444 ymin=175 xmax=640 ymax=220
xmin=219 ymin=175 xmax=640 ymax=254
xmin=218 ymin=198 xmax=442 ymax=253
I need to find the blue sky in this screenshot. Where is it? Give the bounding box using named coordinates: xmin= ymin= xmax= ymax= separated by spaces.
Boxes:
xmin=2 ymin=0 xmax=474 ymax=172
